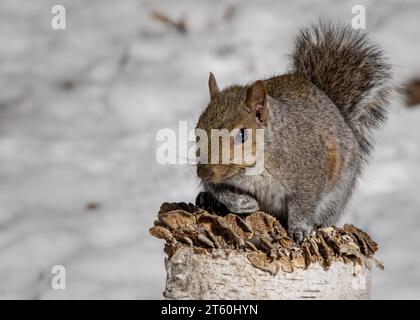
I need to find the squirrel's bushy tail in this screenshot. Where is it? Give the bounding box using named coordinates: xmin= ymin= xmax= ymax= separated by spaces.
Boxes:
xmin=291 ymin=21 xmax=392 ymax=156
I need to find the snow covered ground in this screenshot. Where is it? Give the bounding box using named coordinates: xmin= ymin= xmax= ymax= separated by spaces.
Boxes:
xmin=0 ymin=0 xmax=419 ymax=299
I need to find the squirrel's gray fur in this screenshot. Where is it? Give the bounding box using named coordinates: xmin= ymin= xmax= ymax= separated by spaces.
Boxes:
xmin=195 ymin=21 xmax=392 ymax=243
xmin=291 ymin=21 xmax=392 ymax=157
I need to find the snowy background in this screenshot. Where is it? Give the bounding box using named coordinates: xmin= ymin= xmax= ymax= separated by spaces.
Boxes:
xmin=0 ymin=0 xmax=419 ymax=299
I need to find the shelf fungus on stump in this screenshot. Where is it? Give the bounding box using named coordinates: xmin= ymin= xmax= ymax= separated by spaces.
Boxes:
xmin=150 ymin=202 xmax=383 ymax=274
xmin=150 ymin=202 xmax=383 ymax=299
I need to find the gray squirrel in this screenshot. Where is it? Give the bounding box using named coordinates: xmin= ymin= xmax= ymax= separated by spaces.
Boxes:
xmin=194 ymin=21 xmax=392 ymax=243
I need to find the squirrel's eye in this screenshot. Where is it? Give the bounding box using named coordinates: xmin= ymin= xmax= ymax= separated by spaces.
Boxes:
xmin=234 ymin=128 xmax=248 ymax=145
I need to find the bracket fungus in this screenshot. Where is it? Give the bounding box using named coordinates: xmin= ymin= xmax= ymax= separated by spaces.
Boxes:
xmin=150 ymin=202 xmax=383 ymax=299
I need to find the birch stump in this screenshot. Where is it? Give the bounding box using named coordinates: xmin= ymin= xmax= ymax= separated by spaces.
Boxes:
xmin=150 ymin=202 xmax=383 ymax=300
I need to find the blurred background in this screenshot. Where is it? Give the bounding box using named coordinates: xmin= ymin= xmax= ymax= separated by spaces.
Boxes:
xmin=0 ymin=0 xmax=419 ymax=299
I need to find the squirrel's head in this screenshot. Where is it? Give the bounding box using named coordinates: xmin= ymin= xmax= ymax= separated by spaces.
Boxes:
xmin=195 ymin=73 xmax=269 ymax=183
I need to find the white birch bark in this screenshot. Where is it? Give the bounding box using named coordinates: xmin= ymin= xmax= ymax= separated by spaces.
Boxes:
xmin=164 ymin=247 xmax=371 ymax=300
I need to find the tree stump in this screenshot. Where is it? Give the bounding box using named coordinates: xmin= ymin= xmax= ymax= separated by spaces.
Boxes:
xmin=150 ymin=202 xmax=383 ymax=300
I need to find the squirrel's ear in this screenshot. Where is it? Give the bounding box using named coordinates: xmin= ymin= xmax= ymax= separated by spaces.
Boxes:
xmin=246 ymin=80 xmax=267 ymax=123
xmin=208 ymin=72 xmax=219 ymax=99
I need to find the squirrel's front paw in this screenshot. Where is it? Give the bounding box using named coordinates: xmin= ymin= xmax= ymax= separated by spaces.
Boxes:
xmin=210 ymin=189 xmax=260 ymax=214
xmin=288 ymin=224 xmax=313 ymax=244
xmin=221 ymin=193 xmax=260 ymax=214
xmin=195 ymin=191 xmax=230 ymax=215
xmin=197 ymin=186 xmax=260 ymax=215
xmin=217 ymin=190 xmax=260 ymax=214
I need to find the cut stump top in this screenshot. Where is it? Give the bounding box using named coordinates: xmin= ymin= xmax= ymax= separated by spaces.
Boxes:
xmin=150 ymin=202 xmax=383 ymax=275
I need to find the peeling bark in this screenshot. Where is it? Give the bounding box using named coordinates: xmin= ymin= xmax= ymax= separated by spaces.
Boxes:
xmin=150 ymin=202 xmax=383 ymax=299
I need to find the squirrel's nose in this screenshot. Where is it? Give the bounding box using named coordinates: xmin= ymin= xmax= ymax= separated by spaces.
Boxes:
xmin=197 ymin=165 xmax=214 ymax=180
